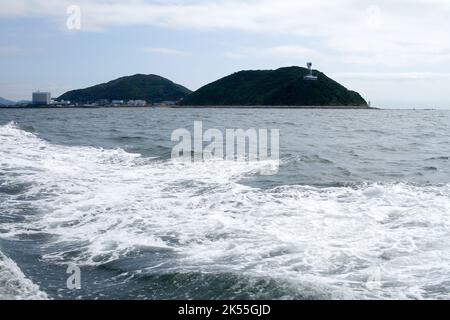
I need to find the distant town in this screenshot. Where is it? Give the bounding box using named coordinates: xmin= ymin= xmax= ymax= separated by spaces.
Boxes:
xmin=0 ymin=91 xmax=178 ymax=108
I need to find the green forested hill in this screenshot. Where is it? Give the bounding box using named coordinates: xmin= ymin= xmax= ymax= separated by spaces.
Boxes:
xmin=59 ymin=74 xmax=191 ymax=103
xmin=179 ymin=67 xmax=368 ymax=107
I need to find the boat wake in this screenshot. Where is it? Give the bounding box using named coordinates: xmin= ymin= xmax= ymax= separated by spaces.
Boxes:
xmin=1 ymin=122 xmax=450 ymax=299
xmin=0 ymin=251 xmax=48 ymax=300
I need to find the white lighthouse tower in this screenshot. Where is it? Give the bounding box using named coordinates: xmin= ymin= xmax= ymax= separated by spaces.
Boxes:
xmin=303 ymin=62 xmax=318 ymax=81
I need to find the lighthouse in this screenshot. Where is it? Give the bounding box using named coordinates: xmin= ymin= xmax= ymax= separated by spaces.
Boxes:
xmin=303 ymin=62 xmax=318 ymax=81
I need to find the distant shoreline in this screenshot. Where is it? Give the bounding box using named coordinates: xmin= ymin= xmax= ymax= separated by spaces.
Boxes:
xmin=173 ymin=105 xmax=376 ymax=109
xmin=0 ymin=105 xmax=377 ymax=110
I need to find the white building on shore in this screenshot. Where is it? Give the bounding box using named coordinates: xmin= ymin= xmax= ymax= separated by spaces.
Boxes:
xmin=127 ymin=100 xmax=147 ymax=106
xmin=32 ymin=91 xmax=51 ymax=105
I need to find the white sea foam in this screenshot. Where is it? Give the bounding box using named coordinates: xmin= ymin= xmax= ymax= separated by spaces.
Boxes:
xmin=0 ymin=251 xmax=48 ymax=300
xmin=1 ymin=122 xmax=450 ymax=299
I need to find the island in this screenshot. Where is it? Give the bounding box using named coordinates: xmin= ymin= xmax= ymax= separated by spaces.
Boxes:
xmin=58 ymin=74 xmax=191 ymax=105
xmin=178 ymin=66 xmax=368 ymax=108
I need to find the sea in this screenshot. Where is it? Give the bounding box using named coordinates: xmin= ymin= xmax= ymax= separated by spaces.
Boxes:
xmin=1 ymin=107 xmax=450 ymax=300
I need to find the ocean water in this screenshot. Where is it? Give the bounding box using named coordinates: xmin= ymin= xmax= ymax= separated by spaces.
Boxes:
xmin=1 ymin=108 xmax=450 ymax=300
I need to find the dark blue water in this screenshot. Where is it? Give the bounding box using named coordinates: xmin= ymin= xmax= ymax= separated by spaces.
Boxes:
xmin=1 ymin=108 xmax=450 ymax=300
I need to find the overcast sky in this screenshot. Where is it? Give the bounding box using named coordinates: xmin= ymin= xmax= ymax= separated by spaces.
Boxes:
xmin=1 ymin=0 xmax=450 ymax=108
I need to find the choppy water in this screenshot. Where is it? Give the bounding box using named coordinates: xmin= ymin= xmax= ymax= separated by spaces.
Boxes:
xmin=1 ymin=108 xmax=450 ymax=300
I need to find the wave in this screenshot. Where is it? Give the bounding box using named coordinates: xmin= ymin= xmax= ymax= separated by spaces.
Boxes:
xmin=0 ymin=250 xmax=48 ymax=300
xmin=426 ymin=156 xmax=450 ymax=161
xmin=282 ymin=154 xmax=334 ymax=164
xmin=2 ymin=122 xmax=450 ymax=299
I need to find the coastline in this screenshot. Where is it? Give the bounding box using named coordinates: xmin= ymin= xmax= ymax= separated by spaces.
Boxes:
xmin=172 ymin=105 xmax=376 ymax=109
xmin=0 ymin=105 xmax=377 ymax=110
